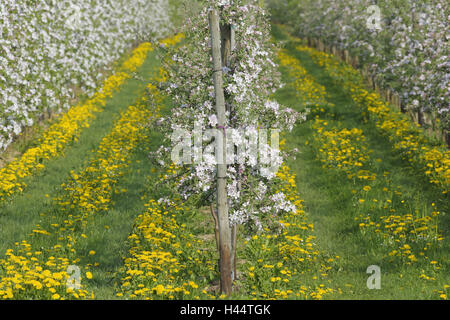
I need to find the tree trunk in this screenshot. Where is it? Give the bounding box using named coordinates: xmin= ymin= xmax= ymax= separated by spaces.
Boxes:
xmin=231 ymin=223 xmax=237 ymax=280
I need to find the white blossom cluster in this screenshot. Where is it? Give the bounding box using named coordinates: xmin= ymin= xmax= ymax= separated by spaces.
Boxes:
xmin=154 ymin=0 xmax=303 ymax=230
xmin=268 ymin=0 xmax=449 ymax=129
xmin=0 ymin=0 xmax=172 ymax=151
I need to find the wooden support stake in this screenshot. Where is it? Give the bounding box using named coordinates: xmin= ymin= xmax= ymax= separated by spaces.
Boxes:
xmin=208 ymin=8 xmax=233 ymax=296
xmin=220 ymin=21 xmax=238 ymax=281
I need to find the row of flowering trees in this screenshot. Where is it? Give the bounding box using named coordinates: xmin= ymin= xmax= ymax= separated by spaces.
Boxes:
xmin=267 ymin=0 xmax=449 ymax=132
xmin=0 ymin=0 xmax=172 ymax=151
xmin=153 ymin=0 xmax=304 ymax=293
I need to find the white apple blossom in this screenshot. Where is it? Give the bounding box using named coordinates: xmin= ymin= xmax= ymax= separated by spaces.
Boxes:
xmin=268 ymin=0 xmax=449 ymax=129
xmin=152 ymin=0 xmax=306 ymax=230
xmin=0 ymin=0 xmax=172 ymax=151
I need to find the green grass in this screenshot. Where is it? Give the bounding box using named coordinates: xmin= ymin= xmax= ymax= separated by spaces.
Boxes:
xmin=75 ymin=91 xmax=188 ymax=299
xmin=0 ymin=49 xmax=160 ymax=259
xmin=271 ymin=24 xmax=449 ymax=299
xmin=75 ymin=129 xmax=166 ymax=299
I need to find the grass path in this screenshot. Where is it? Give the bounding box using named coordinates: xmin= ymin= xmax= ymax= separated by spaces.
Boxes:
xmin=0 ymin=50 xmax=159 ymax=259
xmin=272 ymin=25 xmax=449 ymax=299
xmin=75 ymin=128 xmax=165 ymax=299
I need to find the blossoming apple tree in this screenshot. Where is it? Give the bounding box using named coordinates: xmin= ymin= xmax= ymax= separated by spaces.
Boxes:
xmin=153 ymin=0 xmax=305 ymax=293
xmin=268 ymin=0 xmax=449 ymax=131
